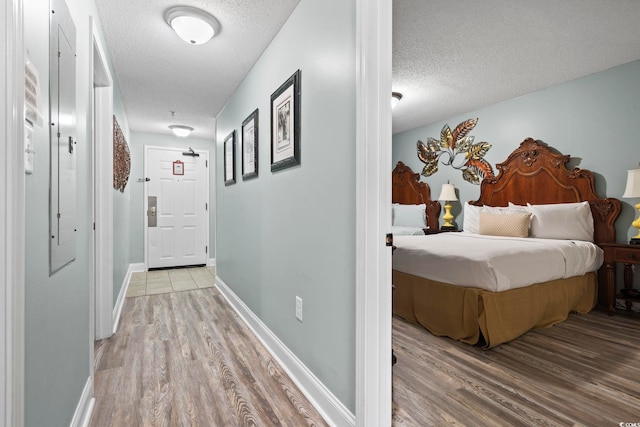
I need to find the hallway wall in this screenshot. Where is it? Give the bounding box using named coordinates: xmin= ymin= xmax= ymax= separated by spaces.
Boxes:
xmin=216 ymin=0 xmax=357 ymax=413
xmin=23 ymin=0 xmax=126 ymax=425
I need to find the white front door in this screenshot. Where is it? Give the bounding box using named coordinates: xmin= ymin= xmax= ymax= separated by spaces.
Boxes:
xmin=145 ymin=146 xmax=209 ymax=269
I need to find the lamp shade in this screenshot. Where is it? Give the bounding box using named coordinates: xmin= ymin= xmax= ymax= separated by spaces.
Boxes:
xmin=438 ymin=183 xmax=458 ymax=201
xmin=622 ymin=169 xmax=640 ymax=198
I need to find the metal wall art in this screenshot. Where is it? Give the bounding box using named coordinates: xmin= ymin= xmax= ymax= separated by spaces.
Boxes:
xmin=417 ymin=118 xmax=494 ymax=185
xmin=113 ymin=115 xmax=131 ymax=192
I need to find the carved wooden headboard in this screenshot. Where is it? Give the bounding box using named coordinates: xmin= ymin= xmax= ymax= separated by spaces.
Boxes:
xmin=470 ymin=138 xmax=621 ymax=245
xmin=392 ymin=161 xmax=441 ymax=230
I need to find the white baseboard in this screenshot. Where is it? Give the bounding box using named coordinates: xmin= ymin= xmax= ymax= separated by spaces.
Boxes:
xmin=112 ymin=262 xmax=145 ymax=334
xmin=208 ymin=258 xmax=216 ymax=267
xmin=69 ymin=377 xmax=95 ymax=427
xmin=215 ymin=276 xmax=355 ymax=427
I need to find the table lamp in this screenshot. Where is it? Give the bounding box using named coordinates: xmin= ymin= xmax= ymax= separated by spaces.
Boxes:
xmin=622 ymin=167 xmax=640 ymax=245
xmin=438 ymin=182 xmax=458 ymax=230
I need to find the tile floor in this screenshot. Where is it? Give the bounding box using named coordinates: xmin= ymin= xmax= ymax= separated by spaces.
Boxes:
xmin=126 ymin=266 xmax=216 ymax=297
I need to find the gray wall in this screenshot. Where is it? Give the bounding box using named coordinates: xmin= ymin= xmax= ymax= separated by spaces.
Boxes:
xmin=23 ymin=0 xmax=125 ymax=425
xmin=113 ymin=160 xmax=131 ymax=303
xmin=112 ymin=83 xmax=132 ymax=304
xmin=393 ymin=59 xmax=640 ymax=289
xmin=216 ymin=0 xmax=357 ymax=412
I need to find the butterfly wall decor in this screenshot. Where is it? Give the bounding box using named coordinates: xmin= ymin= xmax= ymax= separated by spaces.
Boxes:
xmin=416 ymin=118 xmax=494 ymax=185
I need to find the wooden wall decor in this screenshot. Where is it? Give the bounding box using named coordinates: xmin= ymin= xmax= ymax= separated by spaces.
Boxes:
xmin=113 ymin=115 xmax=131 ymax=192
xmin=417 ymin=118 xmax=495 ymax=185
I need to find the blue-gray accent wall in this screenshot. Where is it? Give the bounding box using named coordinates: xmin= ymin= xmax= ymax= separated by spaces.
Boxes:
xmin=216 ymin=0 xmax=357 ymax=412
xmin=112 ymin=83 xmax=131 ymax=305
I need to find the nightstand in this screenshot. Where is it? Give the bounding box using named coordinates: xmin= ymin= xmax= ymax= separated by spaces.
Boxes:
xmin=423 ymin=228 xmax=461 ymax=235
xmin=600 ymin=243 xmax=640 ymax=315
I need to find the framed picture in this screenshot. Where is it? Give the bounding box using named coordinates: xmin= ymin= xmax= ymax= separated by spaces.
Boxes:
xmin=271 ymin=69 xmax=301 ymax=172
xmin=242 ymin=108 xmax=259 ymax=180
xmin=224 ymin=130 xmax=236 ymax=186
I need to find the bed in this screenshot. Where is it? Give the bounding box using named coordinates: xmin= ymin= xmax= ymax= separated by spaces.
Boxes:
xmin=392 ymin=138 xmax=621 ymax=348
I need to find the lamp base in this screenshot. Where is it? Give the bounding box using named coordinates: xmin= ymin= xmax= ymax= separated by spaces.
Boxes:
xmin=441 ymin=225 xmax=458 ymax=231
xmin=630 ymin=238 xmax=640 ymax=245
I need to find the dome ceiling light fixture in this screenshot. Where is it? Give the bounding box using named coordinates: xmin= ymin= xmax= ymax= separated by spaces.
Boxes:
xmin=169 ymin=125 xmax=194 ymax=138
xmin=164 ymin=6 xmax=221 ymax=45
xmin=391 ymin=92 xmax=403 ymax=109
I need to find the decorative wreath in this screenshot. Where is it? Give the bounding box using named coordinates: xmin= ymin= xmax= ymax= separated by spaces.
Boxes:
xmin=113 ymin=116 xmax=131 ymax=192
xmin=417 ymin=118 xmax=495 ymax=185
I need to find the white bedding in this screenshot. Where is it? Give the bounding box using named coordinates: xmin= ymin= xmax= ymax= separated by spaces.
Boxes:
xmin=392 ymin=232 xmax=603 ymax=292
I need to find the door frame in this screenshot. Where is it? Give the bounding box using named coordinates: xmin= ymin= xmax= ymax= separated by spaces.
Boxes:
xmin=1 ymin=0 xmax=25 ymax=425
xmin=89 ymin=17 xmax=114 ymax=341
xmin=355 ymin=0 xmax=392 ymax=425
xmin=143 ymin=145 xmax=210 ymax=270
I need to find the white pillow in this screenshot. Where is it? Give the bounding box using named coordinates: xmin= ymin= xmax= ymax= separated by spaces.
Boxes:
xmin=508 ymin=202 xmax=529 ymax=213
xmin=527 ymin=201 xmax=594 ymax=242
xmin=392 ymin=203 xmax=426 ymax=228
xmin=391 ymin=226 xmax=426 ymax=236
xmin=463 ymin=202 xmax=510 ymax=234
xmin=463 ymin=202 xmax=481 ymax=233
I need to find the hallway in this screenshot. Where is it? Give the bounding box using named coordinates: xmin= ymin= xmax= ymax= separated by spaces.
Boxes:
xmin=91 ymin=272 xmax=327 ymax=426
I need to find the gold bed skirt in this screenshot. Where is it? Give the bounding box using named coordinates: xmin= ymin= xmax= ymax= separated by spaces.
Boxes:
xmin=392 ymin=270 xmax=597 ymax=348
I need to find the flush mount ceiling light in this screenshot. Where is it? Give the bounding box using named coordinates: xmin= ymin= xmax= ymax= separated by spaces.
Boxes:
xmin=391 ymin=92 xmax=403 ymax=109
xmin=164 ymin=6 xmax=221 ymax=45
xmin=169 ymin=125 xmax=194 ymax=138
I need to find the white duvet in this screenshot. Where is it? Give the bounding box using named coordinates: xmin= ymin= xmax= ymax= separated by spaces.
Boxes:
xmin=391 ymin=226 xmax=425 ymax=236
xmin=392 ymin=232 xmax=603 ymax=292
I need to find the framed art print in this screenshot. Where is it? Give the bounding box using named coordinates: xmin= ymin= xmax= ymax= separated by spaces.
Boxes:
xmin=271 ymin=70 xmax=301 ymax=172
xmin=242 ymin=108 xmax=259 ymax=180
xmin=224 ymin=130 xmax=236 ymax=186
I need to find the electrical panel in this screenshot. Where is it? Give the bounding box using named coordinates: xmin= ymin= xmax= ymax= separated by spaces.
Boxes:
xmin=49 ymin=0 xmax=77 ymax=274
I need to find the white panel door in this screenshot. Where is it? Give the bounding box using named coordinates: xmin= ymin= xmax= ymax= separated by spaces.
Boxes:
xmin=146 ymin=146 xmax=209 ymax=269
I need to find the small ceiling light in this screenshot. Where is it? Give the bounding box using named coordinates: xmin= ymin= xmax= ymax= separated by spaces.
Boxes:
xmin=164 ymin=6 xmax=221 ymax=45
xmin=391 ymin=92 xmax=403 ymax=109
xmin=169 ymin=125 xmax=194 ymax=138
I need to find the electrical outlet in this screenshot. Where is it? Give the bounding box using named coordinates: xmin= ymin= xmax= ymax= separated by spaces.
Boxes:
xmin=295 ymin=296 xmax=303 ymax=322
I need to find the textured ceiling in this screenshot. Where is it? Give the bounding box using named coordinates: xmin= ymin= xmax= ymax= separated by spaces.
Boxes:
xmin=94 ymin=0 xmax=300 ymax=139
xmin=96 ymin=1 xmax=640 ymax=140
xmin=392 ymin=0 xmax=640 ymax=134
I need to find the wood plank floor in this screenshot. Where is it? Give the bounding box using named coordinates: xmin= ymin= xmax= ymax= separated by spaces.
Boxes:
xmin=91 ymin=286 xmax=328 ymax=426
xmin=392 ymin=311 xmax=640 ymax=426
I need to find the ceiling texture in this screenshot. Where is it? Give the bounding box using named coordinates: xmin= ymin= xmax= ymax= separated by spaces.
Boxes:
xmin=95 ymin=1 xmax=640 ymax=139
xmin=392 ymin=0 xmax=640 ymax=134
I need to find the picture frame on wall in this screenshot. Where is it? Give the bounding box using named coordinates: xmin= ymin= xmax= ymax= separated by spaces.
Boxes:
xmin=242 ymin=108 xmax=259 ymax=180
xmin=224 ymin=130 xmax=236 ymax=186
xmin=270 ymin=69 xmax=301 ymax=172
